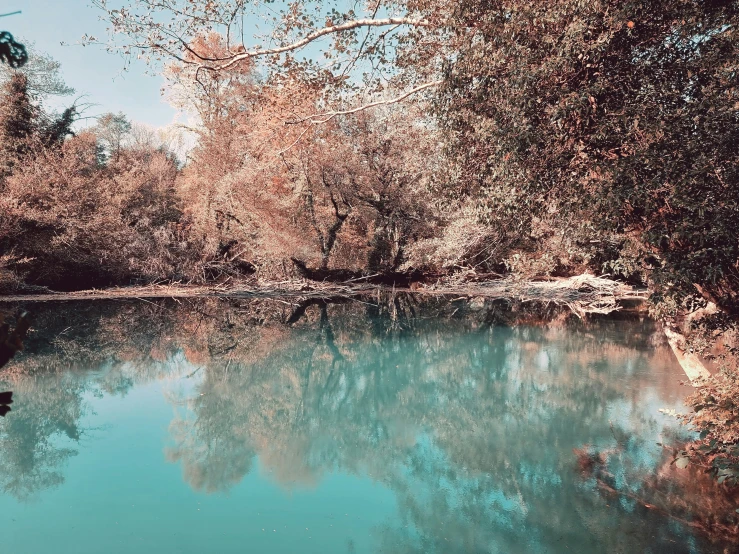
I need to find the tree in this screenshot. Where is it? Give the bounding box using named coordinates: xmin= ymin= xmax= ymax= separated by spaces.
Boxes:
xmin=0 ymin=70 xmax=77 ymax=179
xmin=0 ymin=40 xmax=74 ymax=98
xmin=287 ymin=106 xmax=437 ymax=272
xmin=0 ymin=73 xmax=37 ymax=178
xmin=436 ymin=0 xmax=739 ymax=311
xmin=93 ymin=111 xmax=132 ymax=161
xmin=92 ymin=0 xmax=446 ymax=113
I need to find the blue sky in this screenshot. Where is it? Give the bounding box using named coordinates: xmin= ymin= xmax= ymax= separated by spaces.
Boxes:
xmin=3 ymin=0 xmax=176 ymax=127
xmin=4 ymin=1 xmax=397 ymax=129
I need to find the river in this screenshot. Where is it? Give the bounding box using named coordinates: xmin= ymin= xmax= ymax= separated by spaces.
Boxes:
xmin=0 ymin=296 xmax=730 ymax=553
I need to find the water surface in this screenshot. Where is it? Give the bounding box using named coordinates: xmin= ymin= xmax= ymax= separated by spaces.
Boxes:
xmin=0 ymin=297 xmax=725 ymax=553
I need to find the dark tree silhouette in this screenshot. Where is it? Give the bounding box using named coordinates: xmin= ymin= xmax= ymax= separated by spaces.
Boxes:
xmin=0 ymin=311 xmax=30 ymax=416
xmin=0 ymin=31 xmax=26 ymax=68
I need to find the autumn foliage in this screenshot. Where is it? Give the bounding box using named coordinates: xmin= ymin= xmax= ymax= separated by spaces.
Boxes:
xmin=0 ymin=74 xmax=187 ymax=290
xmin=0 ymin=3 xmax=738 ymax=486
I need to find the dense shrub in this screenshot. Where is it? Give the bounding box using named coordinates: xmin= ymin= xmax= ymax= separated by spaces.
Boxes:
xmin=0 ymin=73 xmax=190 ymax=290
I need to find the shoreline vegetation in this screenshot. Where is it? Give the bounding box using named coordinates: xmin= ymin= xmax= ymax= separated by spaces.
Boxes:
xmin=0 ymin=273 xmax=646 ymax=311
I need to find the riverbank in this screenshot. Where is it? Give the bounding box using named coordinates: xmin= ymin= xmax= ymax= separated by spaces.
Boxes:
xmin=0 ymin=273 xmax=647 ymax=313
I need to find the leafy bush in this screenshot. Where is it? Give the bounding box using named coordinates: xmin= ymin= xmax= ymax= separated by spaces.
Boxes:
xmin=437 ymin=0 xmax=739 ymax=310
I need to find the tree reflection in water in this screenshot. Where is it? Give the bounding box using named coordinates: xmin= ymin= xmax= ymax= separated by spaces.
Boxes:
xmin=0 ymin=295 xmax=732 ymax=551
xmin=0 ymin=310 xmax=32 ymax=417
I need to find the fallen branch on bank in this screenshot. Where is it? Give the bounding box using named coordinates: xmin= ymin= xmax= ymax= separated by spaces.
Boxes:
xmin=664 ymin=327 xmax=712 ymax=382
xmin=0 ymin=273 xmax=646 ymax=317
xmin=0 ymin=280 xmax=371 ymax=303
xmin=421 ymin=274 xmax=647 ymax=317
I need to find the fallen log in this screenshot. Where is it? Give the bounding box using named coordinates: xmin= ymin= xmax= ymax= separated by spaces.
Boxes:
xmin=664 ymin=327 xmax=711 ymax=382
xmin=419 ymin=274 xmax=647 ymax=317
xmin=0 ymin=273 xmax=646 ymax=318
xmin=290 ymin=257 xmax=424 ymax=286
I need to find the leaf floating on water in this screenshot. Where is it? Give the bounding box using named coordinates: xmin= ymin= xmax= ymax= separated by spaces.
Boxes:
xmin=675 ymin=456 xmax=690 ymax=469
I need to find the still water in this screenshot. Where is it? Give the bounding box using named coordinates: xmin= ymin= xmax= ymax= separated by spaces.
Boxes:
xmin=0 ymin=296 xmax=728 ymax=553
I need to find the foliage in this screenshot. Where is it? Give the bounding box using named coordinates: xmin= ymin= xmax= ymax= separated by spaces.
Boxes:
xmin=163 ymin=32 xmax=439 ymax=278
xmin=677 ymin=311 xmax=739 ymax=484
xmin=0 ymin=39 xmax=74 ymax=98
xmin=682 ymin=366 xmax=739 ymax=486
xmin=3 ymin=2 xmax=738 ymax=308
xmin=437 ymin=0 xmax=739 ymax=313
xmin=0 ymin=64 xmax=192 ymax=290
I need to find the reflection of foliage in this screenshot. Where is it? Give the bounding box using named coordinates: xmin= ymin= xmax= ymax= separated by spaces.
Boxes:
xmin=156 ymin=298 xmax=719 ymax=551
xmin=1 ymin=295 xmax=731 ymax=550
xmin=1 ymin=310 xmax=31 ymax=420
xmin=0 ymin=375 xmax=84 ymax=501
xmin=576 ymin=439 xmax=739 ymax=545
xmin=0 ymin=310 xmax=30 ymax=369
xmin=0 ymin=296 xmax=302 ymax=499
xmin=0 ymin=300 xmax=187 ymax=500
xmin=165 ymin=401 xmax=256 ymax=494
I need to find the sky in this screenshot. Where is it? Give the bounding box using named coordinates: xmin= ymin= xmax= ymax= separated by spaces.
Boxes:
xmin=3 ymin=0 xmax=176 ymax=128
xmin=3 ymin=0 xmax=397 ymax=130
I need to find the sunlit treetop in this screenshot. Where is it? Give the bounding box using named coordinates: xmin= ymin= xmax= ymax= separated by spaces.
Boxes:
xmin=89 ymin=0 xmax=449 ymax=103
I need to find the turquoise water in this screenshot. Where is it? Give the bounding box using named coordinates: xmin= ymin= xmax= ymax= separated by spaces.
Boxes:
xmin=0 ymin=298 xmax=726 ymax=553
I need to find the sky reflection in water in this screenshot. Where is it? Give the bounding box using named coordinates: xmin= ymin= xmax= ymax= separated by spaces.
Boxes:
xmin=0 ymin=297 xmax=724 ymax=553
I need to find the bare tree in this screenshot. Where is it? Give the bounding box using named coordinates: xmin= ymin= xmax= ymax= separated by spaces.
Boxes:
xmin=0 ymin=40 xmax=74 ymax=98
xmin=91 ymin=0 xmax=447 ymax=118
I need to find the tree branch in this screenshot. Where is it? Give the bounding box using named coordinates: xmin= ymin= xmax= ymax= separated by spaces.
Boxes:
xmin=285 ymin=80 xmax=442 ymax=125
xmin=198 ymin=18 xmax=431 ymax=71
